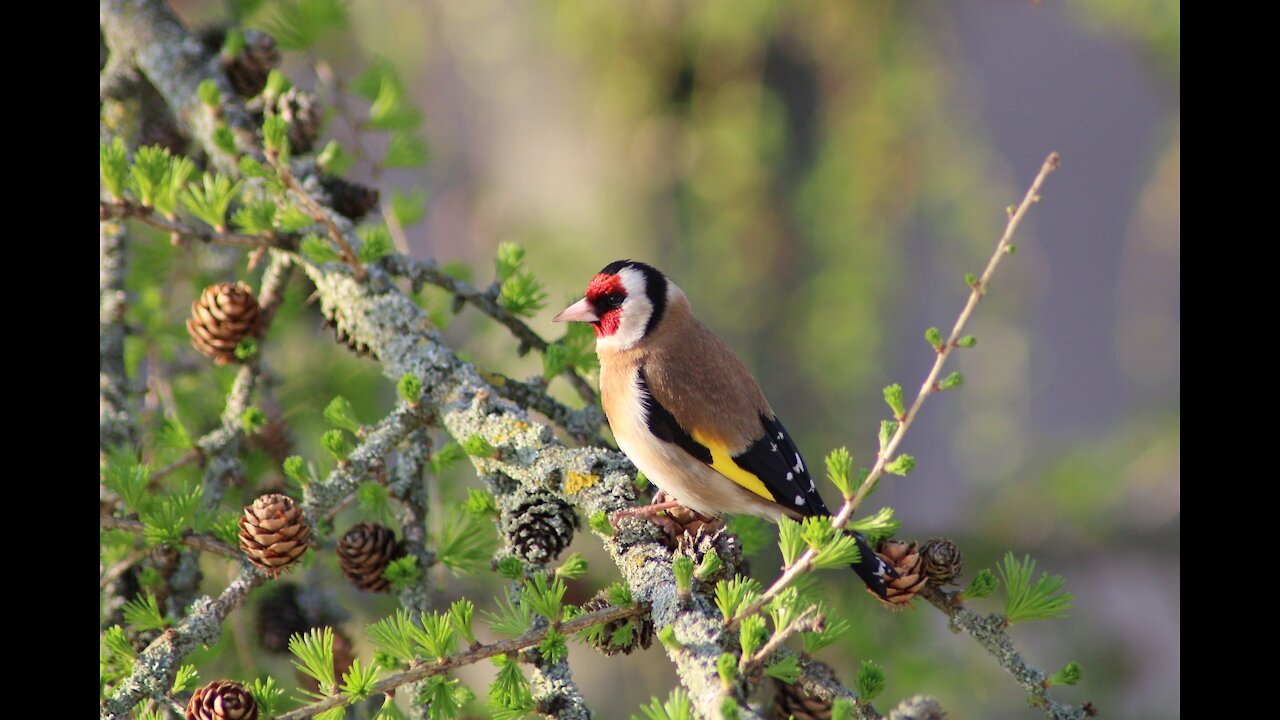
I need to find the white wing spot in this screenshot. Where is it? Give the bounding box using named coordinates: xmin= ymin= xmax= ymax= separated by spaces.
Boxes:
xmin=795 ymin=495 xmax=805 ymax=505
xmin=770 ymin=442 xmax=778 ymax=452
xmin=809 ymin=479 xmax=816 ymax=490
xmin=777 ymin=432 xmax=784 ymax=440
xmin=793 ymin=454 xmax=803 ymax=474
xmin=786 ymin=472 xmax=794 ymax=481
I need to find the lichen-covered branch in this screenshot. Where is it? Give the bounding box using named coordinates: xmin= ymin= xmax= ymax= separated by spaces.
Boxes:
xmin=381 ymin=252 xmax=601 ymax=406
xmin=100 ymin=567 xmax=266 ymax=719
xmin=99 ymin=515 xmax=240 ymax=559
xmin=920 ymin=586 xmax=1087 ymax=720
xmin=100 ymin=219 xmax=136 ymax=453
xmin=274 ymin=603 xmax=647 ymax=720
xmin=478 ymin=369 xmax=609 ymax=447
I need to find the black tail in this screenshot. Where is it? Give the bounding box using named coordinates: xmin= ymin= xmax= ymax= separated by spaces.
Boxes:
xmin=849 ymin=531 xmax=895 ymax=599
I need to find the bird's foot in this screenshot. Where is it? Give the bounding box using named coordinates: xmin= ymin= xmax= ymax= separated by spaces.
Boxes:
xmin=611 ymin=490 xmax=723 ymax=545
xmin=609 ymin=499 xmax=683 ymax=525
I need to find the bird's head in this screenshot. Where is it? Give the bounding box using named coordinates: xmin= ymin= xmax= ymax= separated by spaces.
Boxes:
xmin=553 ymin=260 xmax=671 ymax=350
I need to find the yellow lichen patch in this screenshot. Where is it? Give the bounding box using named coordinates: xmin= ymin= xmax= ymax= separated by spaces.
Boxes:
xmin=477 ymin=368 xmax=507 ymax=387
xmin=564 ymin=471 xmax=601 ymax=495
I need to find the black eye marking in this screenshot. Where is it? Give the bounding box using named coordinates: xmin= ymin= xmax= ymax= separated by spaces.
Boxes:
xmin=606 ymin=293 xmax=625 ymax=308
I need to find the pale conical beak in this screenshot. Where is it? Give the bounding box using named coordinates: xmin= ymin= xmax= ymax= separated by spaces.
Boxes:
xmin=554 ymin=297 xmax=599 ymax=323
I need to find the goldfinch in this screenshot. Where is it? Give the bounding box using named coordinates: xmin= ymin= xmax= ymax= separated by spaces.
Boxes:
xmin=554 ymin=260 xmax=893 ymax=599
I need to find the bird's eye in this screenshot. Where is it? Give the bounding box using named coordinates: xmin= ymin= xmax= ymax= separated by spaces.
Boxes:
xmin=606 ymin=293 xmax=625 ymax=308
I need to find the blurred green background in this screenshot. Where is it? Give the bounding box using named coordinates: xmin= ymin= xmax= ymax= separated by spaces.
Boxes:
xmin=161 ymin=1 xmax=1179 ymax=718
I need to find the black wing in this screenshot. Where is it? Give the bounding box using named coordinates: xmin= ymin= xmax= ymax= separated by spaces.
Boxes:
xmin=729 ymin=414 xmax=830 ymax=517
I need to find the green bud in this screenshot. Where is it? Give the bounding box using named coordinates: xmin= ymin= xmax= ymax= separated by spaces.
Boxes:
xmin=832 ymin=698 xmax=856 ymax=720
xmin=397 ymin=372 xmax=423 ymax=403
xmin=695 ymin=549 xmax=722 ymax=580
xmin=460 ymin=434 xmax=496 ymax=458
xmin=955 ymin=335 xmax=977 ymax=349
xmin=1005 ymin=243 xmax=1017 ymax=254
xmin=657 ymin=625 xmax=681 ymax=650
xmin=856 ymin=659 xmax=886 ymax=701
xmin=212 ymin=126 xmax=236 ymax=155
xmin=462 ymin=488 xmax=499 ymax=517
xmin=884 ymin=454 xmax=916 ymax=476
xmin=672 ymin=555 xmax=694 ymax=599
xmin=720 ymin=698 xmax=742 ymax=720
xmin=961 ymin=568 xmax=998 ymax=600
xmin=878 ymin=420 xmax=898 ymax=454
xmin=716 ymin=653 xmax=737 ymax=688
xmin=321 ymin=428 xmax=355 ymax=461
xmin=925 ymin=326 xmax=943 ymax=351
xmin=234 ymin=337 xmax=258 ymax=360
xmin=496 ymin=556 xmax=523 ymax=580
xmin=263 ymin=115 xmax=289 ymax=157
xmin=241 ymin=406 xmax=268 ymax=433
xmin=588 ymin=510 xmax=613 ymax=537
xmin=198 ymin=79 xmax=221 ymax=108
xmin=323 ymin=395 xmax=364 ymax=433
xmin=938 ymin=371 xmax=964 ymax=391
xmin=263 ymin=69 xmax=291 ymax=101
xmin=965 ymin=272 xmax=979 ymax=287
xmin=221 ymin=28 xmax=246 ymax=58
xmin=883 ymin=383 xmax=905 ymax=418
xmin=282 ymin=456 xmax=308 ymax=485
xmin=555 ymin=552 xmax=589 ymax=580
xmin=1048 ymin=661 xmax=1082 ymax=687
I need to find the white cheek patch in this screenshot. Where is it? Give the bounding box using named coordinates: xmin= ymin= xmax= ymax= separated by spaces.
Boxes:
xmin=594 ymin=268 xmax=653 ymax=352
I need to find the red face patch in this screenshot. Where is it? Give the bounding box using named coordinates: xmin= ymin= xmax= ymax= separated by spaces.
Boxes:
xmin=585 ymin=273 xmax=625 ymax=337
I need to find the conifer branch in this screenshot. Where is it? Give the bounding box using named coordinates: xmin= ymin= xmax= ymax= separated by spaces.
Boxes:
xmin=99 ymin=515 xmax=240 ymax=559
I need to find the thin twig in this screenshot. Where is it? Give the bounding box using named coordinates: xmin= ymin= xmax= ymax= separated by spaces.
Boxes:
xmin=274 ymin=603 xmax=648 ymax=720
xmin=279 ymin=166 xmax=367 ymax=281
xmin=740 ymin=605 xmax=821 ymax=673
xmin=920 ymin=586 xmax=1087 ymax=720
xmin=100 ymin=515 xmax=241 ymax=559
xmin=730 ymin=152 xmax=1061 ymax=629
xmin=99 ymin=200 xmax=278 ymax=248
xmin=148 ymin=448 xmax=202 ymax=486
xmin=100 ymin=549 xmax=150 ymax=590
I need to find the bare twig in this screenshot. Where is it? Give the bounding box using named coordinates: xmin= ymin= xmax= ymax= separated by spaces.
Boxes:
xmin=148 ymin=448 xmax=201 ymax=486
xmin=920 ymin=586 xmax=1087 ymax=720
xmin=740 ymin=605 xmax=821 ymax=673
xmin=730 ymin=152 xmax=1062 ymax=628
xmin=100 ymin=515 xmax=240 ymax=559
xmin=279 ymin=165 xmax=367 ymax=280
xmin=100 ymin=548 xmax=150 ymax=590
xmin=274 ymin=603 xmax=647 ymax=720
xmin=99 ymin=199 xmax=280 ymax=248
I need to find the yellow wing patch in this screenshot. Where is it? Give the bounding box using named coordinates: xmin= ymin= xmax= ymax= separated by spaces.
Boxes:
xmin=692 ymin=429 xmax=775 ymax=502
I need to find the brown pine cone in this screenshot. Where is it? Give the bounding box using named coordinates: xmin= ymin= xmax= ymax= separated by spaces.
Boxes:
xmin=337 ymin=523 xmax=404 ymax=592
xmin=223 ymin=30 xmax=280 ymax=98
xmin=276 ymin=87 xmax=323 ymax=153
xmin=920 ymin=537 xmax=963 ymax=586
xmin=871 ymin=539 xmax=928 ymax=607
xmin=318 ymin=174 xmax=380 ymax=222
xmin=256 ymin=583 xmax=311 ymax=653
xmin=649 ymin=489 xmax=723 ymax=548
xmin=297 ymin=628 xmax=356 ymax=696
xmin=185 ymin=680 xmax=258 ymax=720
xmin=772 ymin=677 xmax=833 ymax=720
xmin=501 ymin=491 xmax=578 ymax=565
xmin=187 ymin=282 xmax=260 ymax=365
xmin=580 ymin=591 xmax=653 ymax=656
xmin=238 ymin=493 xmax=310 ymax=576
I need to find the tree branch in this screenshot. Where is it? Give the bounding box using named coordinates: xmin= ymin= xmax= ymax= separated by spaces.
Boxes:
xmin=274 ymin=603 xmax=646 ymax=720
xmin=99 ymin=515 xmax=240 ymax=559
xmin=100 ymin=219 xmax=137 ymax=452
xmin=920 ymin=586 xmax=1087 ymax=720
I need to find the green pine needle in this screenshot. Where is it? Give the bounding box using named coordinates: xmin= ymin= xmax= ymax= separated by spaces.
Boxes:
xmin=824 ymin=447 xmax=855 ymax=498
xmin=856 ymin=659 xmax=886 ymax=701
xmin=414 ymin=611 xmax=458 ymax=661
xmin=383 ymin=131 xmax=430 ymax=168
xmin=672 ymin=555 xmax=695 ymax=597
xmin=234 ymin=337 xmax=258 ymax=360
xmin=713 ymin=576 xmax=761 ymax=622
xmin=832 ymin=698 xmax=856 ymax=720
xmin=812 ymin=533 xmax=862 ymax=570
xmin=290 ymin=626 xmax=338 ymax=693
xmin=341 ymin=658 xmax=380 ymax=702
xmin=356 ymin=480 xmax=393 ymax=523
xmin=321 ymin=428 xmax=355 ymax=461
xmin=657 ymin=625 xmax=681 ymax=650
xmin=429 ymin=442 xmax=467 ymax=474
xmin=391 ymin=189 xmax=428 ymax=227
xmin=249 ymin=677 xmax=285 ymax=719
xmin=494 ymin=242 xmax=526 ymax=281
xmin=461 ymin=434 xmax=497 ymax=458
xmin=100 ymin=137 xmax=129 ymax=199
xmin=122 ymin=593 xmax=167 ymax=631
xmin=721 ymin=699 xmax=743 ymax=720
xmin=367 ymin=74 xmax=423 ymax=131
xmin=605 ymin=581 xmax=634 ymax=607
xmin=212 ymin=126 xmax=238 ymax=155
xmin=241 ymin=406 xmax=268 ymax=434
xmin=496 ymin=556 xmax=525 ymax=580
xmin=777 ymin=517 xmax=806 ymax=567
xmin=463 ymin=487 xmax=500 ymax=517
xmin=1048 ymin=661 xmax=1083 ymax=686
xmin=956 ymin=335 xmax=977 ymax=348
xmin=801 ymin=614 xmax=849 ymax=655
xmin=999 ymin=552 xmax=1073 ymax=623
xmin=180 ymin=173 xmax=243 ymax=231
xmin=209 ymin=513 xmax=242 ymax=546
xmin=498 ymin=269 xmax=548 ymax=318
xmin=231 ymin=198 xmax=277 ymax=235
xmin=102 ymin=449 xmax=151 ymax=513
xmin=102 ymin=625 xmax=136 ymax=660
xmin=878 ymin=420 xmax=899 ymax=454
xmin=884 ymin=454 xmax=916 ymax=476
xmin=197 ymin=79 xmax=221 ymax=107
xmin=264 ymin=0 xmax=348 ymax=50
xmin=847 ymin=507 xmax=899 ymax=544
xmin=317 ymin=139 xmax=355 ymax=175
xmin=555 ymin=552 xmax=589 ymax=580
xmin=324 ymin=395 xmax=364 ymax=433
xmin=938 ymin=371 xmax=964 ymax=391
xmin=883 ymin=383 xmax=906 ymax=418
xmin=960 ymin=568 xmax=999 ymax=601
xmin=738 ymin=614 xmax=768 ymax=660
xmin=170 ymin=664 xmax=200 ymax=694
xmin=449 ymin=598 xmax=476 ymax=645
xmin=300 ymin=233 xmax=341 ymax=263
xmin=397 ymin=372 xmax=423 ymax=403
xmin=275 ymin=203 xmax=312 ymax=232
xmin=382 ymin=556 xmax=420 ymax=592
xmin=156 ymin=155 xmax=195 ymax=218
xmin=367 ymin=609 xmax=419 ymax=664
xmin=716 ymin=653 xmax=737 ymax=687
xmin=539 ymin=627 xmax=568 ymax=664
xmin=282 ymin=455 xmax=313 ymax=486
xmin=763 ymin=655 xmax=801 ymax=684
xmin=925 ymin=326 xmax=944 ymax=351
xmin=357 ymin=225 xmax=394 ymax=263
xmin=489 ymin=656 xmax=534 ymax=711
xmin=128 ymin=145 xmax=172 ymax=207
xmin=695 ymin=548 xmax=723 ymax=580
xmin=435 ymin=511 xmax=497 ymax=576
xmin=633 ymin=689 xmax=692 ymax=720
xmin=588 ymin=510 xmax=614 ymax=537
xmin=138 ymin=485 xmax=205 ymax=548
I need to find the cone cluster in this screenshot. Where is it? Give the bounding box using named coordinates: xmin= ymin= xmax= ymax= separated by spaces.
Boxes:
xmin=580 ymin=591 xmax=654 ymax=656
xmin=318 ymin=174 xmax=380 ymax=222
xmin=501 ymin=492 xmax=578 ymax=565
xmin=872 ymin=539 xmax=928 ymax=606
xmin=337 ymin=523 xmax=404 ymax=592
xmin=238 ymin=493 xmax=310 ymax=576
xmin=185 ymin=680 xmax=258 ymax=720
xmin=223 ymin=30 xmax=280 ymax=98
xmin=772 ymin=677 xmax=833 ymax=720
xmin=187 ymin=282 xmax=260 ymax=365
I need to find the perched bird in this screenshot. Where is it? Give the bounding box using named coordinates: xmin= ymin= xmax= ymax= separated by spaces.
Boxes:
xmin=554 ymin=260 xmax=893 ymax=599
